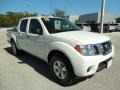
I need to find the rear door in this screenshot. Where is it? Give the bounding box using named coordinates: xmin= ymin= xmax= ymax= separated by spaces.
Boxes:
xmin=17 ymin=19 xmax=29 ymax=51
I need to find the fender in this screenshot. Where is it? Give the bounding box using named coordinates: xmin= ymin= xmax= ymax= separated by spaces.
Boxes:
xmin=45 ymin=41 xmax=76 ymax=60
xmin=45 ymin=41 xmax=85 ymax=75
xmin=10 ymin=33 xmax=21 ymax=50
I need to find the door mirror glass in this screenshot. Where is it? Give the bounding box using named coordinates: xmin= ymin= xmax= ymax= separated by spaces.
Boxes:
xmin=36 ymin=28 xmax=42 ymax=35
xmin=29 ymin=28 xmax=42 ymax=35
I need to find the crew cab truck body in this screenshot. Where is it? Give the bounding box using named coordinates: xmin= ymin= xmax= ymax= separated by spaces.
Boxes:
xmin=7 ymin=16 xmax=114 ymax=86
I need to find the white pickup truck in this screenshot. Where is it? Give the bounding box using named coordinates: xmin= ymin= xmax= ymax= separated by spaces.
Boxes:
xmin=7 ymin=16 xmax=114 ymax=85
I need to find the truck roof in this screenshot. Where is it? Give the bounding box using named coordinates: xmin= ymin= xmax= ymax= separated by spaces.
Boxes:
xmin=21 ymin=16 xmax=61 ymax=20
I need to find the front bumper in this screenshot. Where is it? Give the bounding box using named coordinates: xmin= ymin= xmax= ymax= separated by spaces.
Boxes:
xmin=97 ymin=57 xmax=112 ymax=72
xmin=70 ymin=45 xmax=114 ymax=77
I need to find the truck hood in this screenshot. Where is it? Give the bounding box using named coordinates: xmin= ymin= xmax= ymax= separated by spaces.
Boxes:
xmin=51 ymin=31 xmax=110 ymax=45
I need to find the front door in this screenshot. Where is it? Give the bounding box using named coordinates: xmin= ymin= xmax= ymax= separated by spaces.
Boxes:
xmin=26 ymin=19 xmax=45 ymax=59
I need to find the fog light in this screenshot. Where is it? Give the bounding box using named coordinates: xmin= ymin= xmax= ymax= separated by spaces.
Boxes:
xmin=87 ymin=66 xmax=93 ymax=72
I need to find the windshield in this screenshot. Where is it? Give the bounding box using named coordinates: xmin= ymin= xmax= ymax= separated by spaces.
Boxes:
xmin=41 ymin=18 xmax=80 ymax=33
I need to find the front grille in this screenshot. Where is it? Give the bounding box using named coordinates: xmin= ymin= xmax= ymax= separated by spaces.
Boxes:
xmin=97 ymin=57 xmax=112 ymax=72
xmin=102 ymin=41 xmax=112 ymax=55
xmin=97 ymin=61 xmax=107 ymax=72
xmin=93 ymin=41 xmax=112 ymax=55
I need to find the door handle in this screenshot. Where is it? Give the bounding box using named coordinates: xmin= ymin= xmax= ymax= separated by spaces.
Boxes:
xmin=18 ymin=33 xmax=22 ymax=36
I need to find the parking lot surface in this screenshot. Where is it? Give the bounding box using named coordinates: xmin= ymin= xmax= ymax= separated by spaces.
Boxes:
xmin=0 ymin=28 xmax=120 ymax=90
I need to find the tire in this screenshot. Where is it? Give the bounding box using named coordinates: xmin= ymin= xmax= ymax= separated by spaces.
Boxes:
xmin=49 ymin=54 xmax=74 ymax=86
xmin=11 ymin=41 xmax=20 ymax=56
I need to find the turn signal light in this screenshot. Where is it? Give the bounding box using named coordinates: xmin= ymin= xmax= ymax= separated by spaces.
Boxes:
xmin=74 ymin=45 xmax=82 ymax=54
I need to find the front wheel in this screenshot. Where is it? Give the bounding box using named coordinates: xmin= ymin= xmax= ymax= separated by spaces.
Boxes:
xmin=49 ymin=54 xmax=74 ymax=86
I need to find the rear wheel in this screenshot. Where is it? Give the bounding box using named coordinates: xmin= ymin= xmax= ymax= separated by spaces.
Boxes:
xmin=49 ymin=54 xmax=74 ymax=86
xmin=11 ymin=41 xmax=20 ymax=56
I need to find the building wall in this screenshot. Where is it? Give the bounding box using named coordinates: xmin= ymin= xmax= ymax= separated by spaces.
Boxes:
xmin=80 ymin=12 xmax=116 ymax=23
xmin=98 ymin=12 xmax=116 ymax=23
xmin=80 ymin=12 xmax=98 ymax=23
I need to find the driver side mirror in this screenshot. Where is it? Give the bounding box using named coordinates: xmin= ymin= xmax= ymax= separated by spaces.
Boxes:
xmin=36 ymin=28 xmax=42 ymax=35
xmin=30 ymin=28 xmax=42 ymax=35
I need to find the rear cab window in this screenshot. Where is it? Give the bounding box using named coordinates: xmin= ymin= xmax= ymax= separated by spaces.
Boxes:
xmin=20 ymin=19 xmax=28 ymax=33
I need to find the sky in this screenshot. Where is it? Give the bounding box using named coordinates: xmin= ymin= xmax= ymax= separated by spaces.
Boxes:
xmin=0 ymin=0 xmax=120 ymax=16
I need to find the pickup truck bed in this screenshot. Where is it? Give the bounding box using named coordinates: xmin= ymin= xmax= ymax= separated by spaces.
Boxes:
xmin=7 ymin=28 xmax=17 ymax=43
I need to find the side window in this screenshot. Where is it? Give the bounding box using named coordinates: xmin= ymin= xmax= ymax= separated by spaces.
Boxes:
xmin=29 ymin=19 xmax=43 ymax=35
xmin=20 ymin=19 xmax=28 ymax=32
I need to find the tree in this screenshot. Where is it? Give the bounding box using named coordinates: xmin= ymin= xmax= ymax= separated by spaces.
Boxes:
xmin=0 ymin=11 xmax=38 ymax=27
xmin=116 ymin=17 xmax=120 ymax=23
xmin=74 ymin=19 xmax=80 ymax=24
xmin=52 ymin=9 xmax=66 ymax=18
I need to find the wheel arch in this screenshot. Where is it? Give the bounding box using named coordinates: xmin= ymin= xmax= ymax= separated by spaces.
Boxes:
xmin=48 ymin=50 xmax=75 ymax=75
xmin=10 ymin=33 xmax=17 ymax=44
xmin=48 ymin=50 xmax=65 ymax=63
xmin=10 ymin=36 xmax=20 ymax=50
xmin=10 ymin=38 xmax=14 ymax=44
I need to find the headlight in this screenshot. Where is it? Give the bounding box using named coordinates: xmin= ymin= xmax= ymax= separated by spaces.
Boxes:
xmin=81 ymin=45 xmax=96 ymax=56
xmin=74 ymin=45 xmax=96 ymax=56
xmin=74 ymin=41 xmax=112 ymax=56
